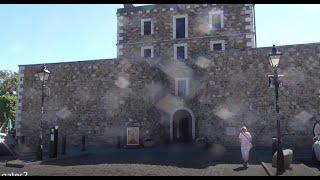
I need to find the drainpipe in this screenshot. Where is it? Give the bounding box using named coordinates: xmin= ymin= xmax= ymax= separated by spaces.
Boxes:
xmin=253 ymin=4 xmax=257 ymax=48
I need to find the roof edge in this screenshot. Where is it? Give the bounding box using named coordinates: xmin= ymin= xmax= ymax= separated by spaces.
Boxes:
xmin=19 ymin=58 xmax=119 ymax=67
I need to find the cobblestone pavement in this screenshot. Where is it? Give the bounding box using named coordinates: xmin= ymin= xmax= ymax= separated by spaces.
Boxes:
xmin=0 ymin=162 xmax=267 ymax=176
xmin=261 ymin=162 xmax=320 ymax=176
xmin=0 ymin=144 xmax=318 ymax=176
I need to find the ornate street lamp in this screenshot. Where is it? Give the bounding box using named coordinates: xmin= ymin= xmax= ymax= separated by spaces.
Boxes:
xmin=269 ymin=45 xmax=282 ymax=68
xmin=35 ymin=65 xmax=50 ymax=161
xmin=268 ymin=45 xmax=285 ymax=173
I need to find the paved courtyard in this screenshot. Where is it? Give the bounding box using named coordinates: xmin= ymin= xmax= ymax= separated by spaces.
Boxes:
xmin=0 ymin=144 xmax=319 ymax=176
xmin=0 ymin=163 xmax=268 ymax=176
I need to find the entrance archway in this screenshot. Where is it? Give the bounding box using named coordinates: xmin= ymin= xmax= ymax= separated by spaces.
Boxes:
xmin=170 ymin=108 xmax=195 ymax=143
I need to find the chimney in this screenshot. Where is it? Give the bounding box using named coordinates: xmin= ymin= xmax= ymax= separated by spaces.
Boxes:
xmin=124 ymin=4 xmax=134 ymax=8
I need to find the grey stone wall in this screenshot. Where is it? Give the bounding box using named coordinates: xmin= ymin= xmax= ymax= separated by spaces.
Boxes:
xmin=17 ymin=43 xmax=320 ymax=152
xmin=188 ymin=43 xmax=320 ymax=148
xmin=18 ymin=59 xmax=170 ymax=152
xmin=117 ymin=4 xmax=256 ymax=59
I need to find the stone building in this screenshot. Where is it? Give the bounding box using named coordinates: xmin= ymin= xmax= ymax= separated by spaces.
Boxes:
xmin=15 ymin=4 xmax=320 ymax=153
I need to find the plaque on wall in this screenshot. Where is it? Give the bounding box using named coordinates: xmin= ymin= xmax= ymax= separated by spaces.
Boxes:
xmin=127 ymin=127 xmax=140 ymax=145
xmin=225 ymin=127 xmax=236 ymax=136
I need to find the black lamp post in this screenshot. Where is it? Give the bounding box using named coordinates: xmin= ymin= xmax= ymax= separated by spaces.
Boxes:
xmin=35 ymin=65 xmax=50 ymax=161
xmin=268 ymin=45 xmax=285 ymax=173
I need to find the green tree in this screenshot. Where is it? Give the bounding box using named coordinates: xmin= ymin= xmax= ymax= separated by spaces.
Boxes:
xmin=0 ymin=70 xmax=19 ymax=96
xmin=0 ymin=70 xmax=18 ymax=125
xmin=0 ymin=95 xmax=16 ymax=125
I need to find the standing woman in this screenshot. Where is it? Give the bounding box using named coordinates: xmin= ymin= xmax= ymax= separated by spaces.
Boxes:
xmin=239 ymin=126 xmax=253 ymax=167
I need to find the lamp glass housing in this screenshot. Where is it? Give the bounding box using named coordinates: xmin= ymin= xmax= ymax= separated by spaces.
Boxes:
xmin=269 ymin=54 xmax=281 ymax=68
xmin=36 ymin=66 xmax=50 ymax=82
xmin=268 ymin=45 xmax=282 ymax=68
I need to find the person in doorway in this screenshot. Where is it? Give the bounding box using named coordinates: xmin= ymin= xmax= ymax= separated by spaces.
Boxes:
xmin=239 ymin=126 xmax=252 ymax=168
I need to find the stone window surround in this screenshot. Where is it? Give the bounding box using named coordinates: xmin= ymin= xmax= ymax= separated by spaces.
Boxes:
xmin=141 ymin=18 xmax=154 ymax=36
xmin=174 ymin=77 xmax=189 ymax=97
xmin=141 ymin=46 xmax=154 ymax=58
xmin=173 ymin=43 xmax=188 ymax=60
xmin=209 ymin=10 xmax=224 ymax=30
xmin=210 ymin=40 xmax=226 ymax=51
xmin=173 ymin=14 xmax=188 ymax=39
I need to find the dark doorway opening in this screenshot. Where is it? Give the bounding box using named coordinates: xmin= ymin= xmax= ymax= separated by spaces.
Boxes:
xmin=173 ymin=110 xmax=192 ymax=143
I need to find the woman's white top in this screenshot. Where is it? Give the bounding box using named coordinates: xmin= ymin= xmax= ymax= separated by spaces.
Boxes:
xmin=239 ymin=131 xmax=252 ymax=148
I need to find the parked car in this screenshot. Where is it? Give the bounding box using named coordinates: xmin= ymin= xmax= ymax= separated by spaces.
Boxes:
xmin=0 ymin=133 xmax=6 ymax=143
xmin=0 ymin=133 xmax=15 ymax=156
xmin=312 ymin=136 xmax=320 ymax=164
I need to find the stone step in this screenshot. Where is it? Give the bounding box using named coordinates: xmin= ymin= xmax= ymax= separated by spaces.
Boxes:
xmin=6 ymin=160 xmax=25 ymax=168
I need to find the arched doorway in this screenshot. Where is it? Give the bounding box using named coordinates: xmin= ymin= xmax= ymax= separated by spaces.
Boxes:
xmin=171 ymin=109 xmax=194 ymax=143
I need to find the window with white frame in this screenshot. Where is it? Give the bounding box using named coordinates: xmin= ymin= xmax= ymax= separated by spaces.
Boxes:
xmin=209 ymin=10 xmax=224 ymax=30
xmin=141 ymin=46 xmax=154 ymax=58
xmin=174 ymin=43 xmax=187 ymax=61
xmin=141 ymin=18 xmax=153 ymax=36
xmin=175 ymin=78 xmax=189 ymax=97
xmin=210 ymin=40 xmax=225 ymax=51
xmin=173 ymin=15 xmax=188 ymax=39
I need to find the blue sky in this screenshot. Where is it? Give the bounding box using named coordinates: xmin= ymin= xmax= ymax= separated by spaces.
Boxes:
xmin=0 ymin=4 xmax=320 ymax=72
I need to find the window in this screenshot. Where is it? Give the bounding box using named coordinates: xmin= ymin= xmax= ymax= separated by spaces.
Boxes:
xmin=173 ymin=15 xmax=188 ymax=39
xmin=177 ymin=46 xmax=185 ymax=59
xmin=213 ymin=43 xmax=222 ymax=51
xmin=209 ymin=10 xmax=224 ymax=30
xmin=141 ymin=46 xmax=154 ymax=58
xmin=141 ymin=19 xmax=153 ymax=36
xmin=144 ymin=21 xmax=151 ymax=35
xmin=175 ymin=78 xmax=189 ymax=97
xmin=210 ymin=40 xmax=225 ymax=51
xmin=176 ymin=18 xmax=185 ymax=38
xmin=178 ymin=80 xmax=186 ymax=97
xmin=174 ymin=43 xmax=187 ymax=61
xmin=144 ymin=49 xmax=151 ymax=58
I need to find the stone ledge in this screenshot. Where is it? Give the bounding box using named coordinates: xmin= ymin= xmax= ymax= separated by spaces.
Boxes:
xmin=124 ymin=145 xmax=143 ymax=149
xmin=6 ymin=160 xmax=25 ymax=168
xmin=24 ymin=152 xmax=91 ymax=165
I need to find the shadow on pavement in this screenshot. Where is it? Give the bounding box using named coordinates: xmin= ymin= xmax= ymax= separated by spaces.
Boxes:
xmin=39 ymin=144 xmax=263 ymax=169
xmin=298 ymin=159 xmax=320 ymax=171
xmin=233 ymin=166 xmax=248 ymax=171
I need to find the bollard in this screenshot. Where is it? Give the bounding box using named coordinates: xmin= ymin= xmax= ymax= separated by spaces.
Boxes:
xmin=117 ymin=136 xmax=121 ymax=148
xmin=82 ymin=135 xmax=86 ymax=151
xmin=272 ymin=137 xmax=277 ymax=156
xmin=36 ymin=137 xmax=43 ymax=160
xmin=20 ymin=136 xmax=25 ymax=145
xmin=53 ymin=126 xmax=58 ymax=158
xmin=62 ymin=136 xmax=66 ymax=155
xmin=49 ymin=127 xmax=55 ymax=158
